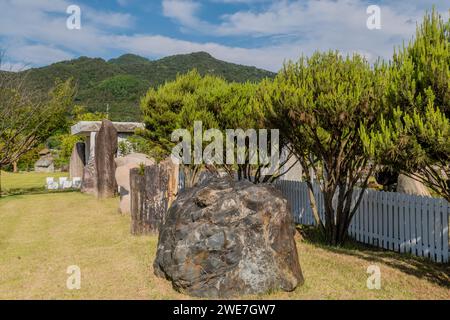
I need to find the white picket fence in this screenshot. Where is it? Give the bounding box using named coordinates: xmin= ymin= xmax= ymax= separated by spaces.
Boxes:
xmin=275 ymin=180 xmax=450 ymax=263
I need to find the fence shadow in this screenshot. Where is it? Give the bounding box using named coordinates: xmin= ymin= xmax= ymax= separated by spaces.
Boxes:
xmin=296 ymin=225 xmax=450 ymax=289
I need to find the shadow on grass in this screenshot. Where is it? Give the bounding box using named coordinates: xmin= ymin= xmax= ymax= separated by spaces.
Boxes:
xmin=296 ymin=225 xmax=450 ymax=289
xmin=0 ymin=187 xmax=80 ymax=198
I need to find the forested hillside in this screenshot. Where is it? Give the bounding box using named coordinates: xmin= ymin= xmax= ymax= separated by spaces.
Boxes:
xmin=16 ymin=52 xmax=275 ymax=121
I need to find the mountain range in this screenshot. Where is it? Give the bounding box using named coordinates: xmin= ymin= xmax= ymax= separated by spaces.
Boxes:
xmin=14 ymin=52 xmax=276 ymax=121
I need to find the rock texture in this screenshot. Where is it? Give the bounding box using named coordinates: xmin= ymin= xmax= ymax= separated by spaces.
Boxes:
xmin=69 ymin=142 xmax=86 ymax=180
xmin=397 ymin=174 xmax=431 ymax=196
xmin=95 ymin=120 xmax=118 ymax=198
xmin=159 ymin=158 xmax=179 ymax=208
xmin=34 ymin=149 xmax=54 ymax=173
xmin=130 ymin=159 xmax=179 ymax=234
xmin=115 ymin=153 xmax=155 ymax=214
xmin=81 ymin=152 xmax=97 ymax=195
xmin=153 ymin=177 xmax=303 ymax=298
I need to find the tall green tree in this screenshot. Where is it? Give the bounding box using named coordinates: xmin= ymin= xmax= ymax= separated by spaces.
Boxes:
xmin=360 ymin=9 xmax=450 ymax=201
xmin=139 ymin=70 xmax=227 ymax=186
xmin=139 ymin=70 xmax=279 ymax=186
xmin=259 ymin=51 xmax=388 ymax=245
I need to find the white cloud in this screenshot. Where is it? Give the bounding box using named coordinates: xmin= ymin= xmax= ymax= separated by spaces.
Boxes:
xmin=161 ymin=0 xmax=449 ymax=67
xmin=7 ymin=44 xmax=74 ymax=66
xmin=110 ymin=33 xmax=296 ymax=71
xmin=0 ymin=61 xmax=30 ymax=72
xmin=84 ymin=11 xmax=135 ymax=29
xmin=0 ymin=0 xmax=448 ymax=73
xmin=162 ymin=0 xmax=202 ymax=27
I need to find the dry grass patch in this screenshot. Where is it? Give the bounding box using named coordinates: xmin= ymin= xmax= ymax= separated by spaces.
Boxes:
xmin=0 ymin=193 xmax=448 ymax=299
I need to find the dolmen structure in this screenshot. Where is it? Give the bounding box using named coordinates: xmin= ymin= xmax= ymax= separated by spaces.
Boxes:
xmin=70 ymin=120 xmax=145 ymax=199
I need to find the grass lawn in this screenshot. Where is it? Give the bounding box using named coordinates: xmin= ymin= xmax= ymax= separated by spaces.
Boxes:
xmin=1 ymin=171 xmax=68 ymax=191
xmin=0 ymin=192 xmax=449 ymax=299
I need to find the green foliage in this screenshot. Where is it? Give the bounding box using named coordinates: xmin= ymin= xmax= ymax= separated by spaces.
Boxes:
xmin=388 ymin=8 xmax=450 ymax=117
xmin=53 ymin=134 xmax=82 ymax=167
xmin=219 ymin=82 xmax=261 ymax=130
xmin=96 ymin=75 xmax=148 ymax=101
xmin=259 ymin=51 xmax=388 ymax=244
xmin=16 ymin=147 xmax=41 ymax=171
xmin=72 ymin=105 xmax=107 ymax=122
xmin=138 ymin=162 xmax=145 ymax=176
xmin=361 ymin=8 xmax=450 ymax=201
xmin=139 ymin=70 xmax=270 ymax=185
xmin=0 ymin=78 xmax=75 ymax=167
xmin=139 ymin=70 xmax=225 ymax=160
xmin=14 ymin=52 xmax=274 ymax=122
xmin=118 ymin=140 xmax=132 ymax=156
xmin=43 ymin=105 xmax=105 ymax=168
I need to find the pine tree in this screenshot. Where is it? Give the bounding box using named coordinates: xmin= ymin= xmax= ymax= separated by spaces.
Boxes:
xmin=259 ymin=51 xmax=388 ymax=245
xmin=361 ymin=8 xmax=450 ymax=201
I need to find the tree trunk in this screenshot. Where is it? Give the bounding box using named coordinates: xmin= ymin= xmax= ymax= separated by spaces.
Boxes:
xmin=13 ymin=161 xmax=18 ymax=173
xmin=183 ymin=165 xmax=201 ymax=188
xmin=305 ymin=181 xmax=325 ymax=233
xmin=322 ymin=189 xmax=353 ymax=246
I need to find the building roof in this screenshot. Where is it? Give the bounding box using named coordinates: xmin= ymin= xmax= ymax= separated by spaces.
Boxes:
xmin=71 ymin=121 xmax=145 ymax=136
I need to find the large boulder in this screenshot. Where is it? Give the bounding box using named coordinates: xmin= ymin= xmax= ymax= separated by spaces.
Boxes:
xmin=115 ymin=153 xmax=155 ymax=214
xmin=95 ymin=120 xmax=118 ymax=199
xmin=153 ymin=177 xmax=304 ymax=298
xmin=69 ymin=142 xmax=86 ymax=180
xmin=397 ymin=174 xmax=431 ymax=196
xmin=115 ymin=153 xmax=154 ymax=168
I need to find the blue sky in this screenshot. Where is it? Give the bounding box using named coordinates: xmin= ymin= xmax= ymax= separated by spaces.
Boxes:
xmin=0 ymin=0 xmax=448 ymax=72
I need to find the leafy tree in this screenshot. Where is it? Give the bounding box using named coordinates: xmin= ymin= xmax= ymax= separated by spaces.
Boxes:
xmin=259 ymin=51 xmax=388 ymax=245
xmin=360 ymin=9 xmax=450 ymax=201
xmin=218 ymin=82 xmax=289 ymax=182
xmin=53 ymin=134 xmax=83 ymax=168
xmin=139 ymin=70 xmax=227 ymax=186
xmin=140 ymin=70 xmax=281 ymax=186
xmin=72 ymin=105 xmax=108 ymax=122
xmin=0 ymin=76 xmax=75 ymax=168
xmin=0 ymin=66 xmax=75 ymax=193
xmin=139 ymin=70 xmax=206 ymax=161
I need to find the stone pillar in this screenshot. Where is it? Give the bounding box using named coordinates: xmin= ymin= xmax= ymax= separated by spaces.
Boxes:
xmin=95 ymin=119 xmax=118 ymax=199
xmin=69 ymin=142 xmax=86 ymax=180
xmin=160 ymin=158 xmax=179 ymax=208
xmin=88 ymin=132 xmax=96 ymax=162
xmin=130 ymin=168 xmax=148 ymax=234
xmin=81 ymin=132 xmax=98 ymax=195
xmin=129 ymin=159 xmax=178 ymax=235
xmin=81 ymin=149 xmax=97 ymax=195
xmin=115 ymin=153 xmax=155 ymax=214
